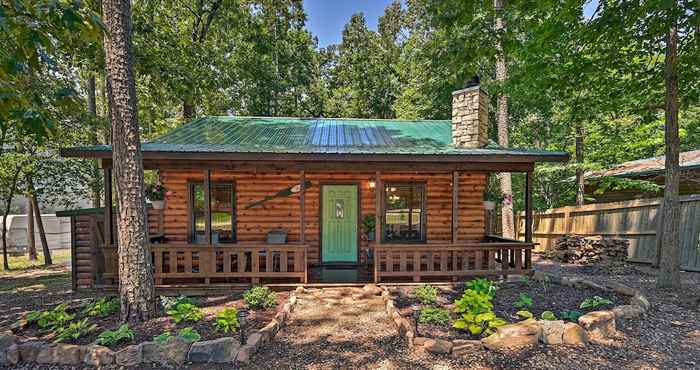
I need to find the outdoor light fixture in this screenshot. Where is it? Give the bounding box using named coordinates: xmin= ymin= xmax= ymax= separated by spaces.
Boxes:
xmin=411 ymin=303 xmax=421 ymax=334
xmin=238 ymin=308 xmax=249 ymax=343
xmin=369 ymin=180 xmax=376 ymax=188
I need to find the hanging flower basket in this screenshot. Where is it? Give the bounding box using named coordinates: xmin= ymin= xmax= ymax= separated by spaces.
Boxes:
xmin=146 ymin=184 xmax=168 ymax=209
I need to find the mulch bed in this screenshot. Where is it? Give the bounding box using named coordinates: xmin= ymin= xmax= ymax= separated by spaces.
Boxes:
xmin=393 ymin=280 xmax=626 ymax=341
xmin=13 ymin=291 xmax=288 ymax=351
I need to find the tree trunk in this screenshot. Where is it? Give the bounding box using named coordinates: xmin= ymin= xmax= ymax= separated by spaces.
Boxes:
xmin=657 ymin=17 xmax=681 ymax=289
xmin=102 ymin=0 xmax=156 ymax=322
xmin=88 ymin=75 xmax=102 ymax=208
xmin=575 ymin=122 xmax=585 ymax=206
xmin=31 ymin=196 xmax=52 ymax=265
xmin=494 ymin=0 xmax=514 ymax=238
xmin=183 ymin=101 xmax=195 ymax=120
xmin=27 ymin=197 xmax=37 ymax=261
xmin=1 ymin=165 xmax=22 ymax=271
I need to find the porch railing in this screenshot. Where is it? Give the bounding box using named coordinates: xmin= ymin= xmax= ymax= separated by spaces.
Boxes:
xmin=100 ymin=244 xmax=308 ymax=285
xmin=373 ymin=241 xmax=534 ymax=283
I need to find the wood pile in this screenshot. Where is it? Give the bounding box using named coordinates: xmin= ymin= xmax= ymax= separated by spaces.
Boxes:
xmin=546 ymin=235 xmax=629 ymax=265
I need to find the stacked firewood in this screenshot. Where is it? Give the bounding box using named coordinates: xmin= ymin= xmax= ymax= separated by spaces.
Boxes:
xmin=546 ymin=235 xmax=629 ymax=265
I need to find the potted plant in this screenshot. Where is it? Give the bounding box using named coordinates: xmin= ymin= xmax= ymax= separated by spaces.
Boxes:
xmin=362 ymin=214 xmax=376 ymax=241
xmin=145 ymin=184 xmax=168 ymax=209
xmin=483 ymin=175 xmax=500 ymax=210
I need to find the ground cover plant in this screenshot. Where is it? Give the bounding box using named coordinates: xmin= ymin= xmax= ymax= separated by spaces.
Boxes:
xmin=244 ymin=286 xmax=278 ymax=309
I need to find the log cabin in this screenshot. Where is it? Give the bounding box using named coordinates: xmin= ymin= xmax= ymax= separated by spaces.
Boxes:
xmin=59 ymin=84 xmax=568 ymax=290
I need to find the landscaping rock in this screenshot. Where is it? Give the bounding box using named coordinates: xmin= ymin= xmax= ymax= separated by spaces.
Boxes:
xmin=612 ymin=304 xmax=644 ymax=319
xmin=5 ymin=345 xmax=19 ymax=365
xmin=283 ymin=301 xmax=294 ymax=313
xmin=141 ymin=338 xmax=190 ymax=365
xmin=246 ymin=332 xmax=263 ymax=350
xmin=604 ymin=281 xmax=638 ymax=296
xmin=363 ymin=284 xmax=383 ymax=296
xmin=275 ymin=310 xmax=288 ymax=325
xmin=631 ymin=293 xmax=651 ymax=310
xmin=578 ymin=311 xmax=616 ymax=339
xmin=36 ymin=344 xmax=84 ymax=365
xmin=396 ymin=317 xmax=412 ymax=337
xmin=83 ymin=344 xmax=114 ymax=367
xmin=413 ymin=336 xmax=428 ymax=346
xmin=482 ymin=319 xmax=541 ymax=350
xmin=288 ymin=295 xmax=297 ymax=306
xmin=18 ymin=341 xmax=46 ymax=362
xmin=452 ymin=339 xmax=483 ymax=356
xmin=115 ymin=344 xmax=142 ymax=367
xmin=0 ymin=334 xmax=18 ymax=365
xmin=423 ymin=338 xmax=453 ymax=354
xmin=540 ymin=320 xmax=566 ymax=345
xmin=235 ymin=344 xmax=255 ymax=363
xmin=295 ymin=286 xmax=305 ymax=294
xmin=562 ymin=323 xmax=588 ymax=345
xmin=187 ymin=337 xmax=241 ymax=363
xmin=259 ymin=320 xmax=279 ymax=341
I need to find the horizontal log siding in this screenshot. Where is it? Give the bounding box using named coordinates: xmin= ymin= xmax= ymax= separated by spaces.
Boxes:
xmin=152 ymin=171 xmax=487 ymax=266
xmin=74 ymin=214 xmax=96 ymax=288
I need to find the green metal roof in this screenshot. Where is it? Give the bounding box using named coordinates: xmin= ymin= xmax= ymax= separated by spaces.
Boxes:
xmin=62 ymin=116 xmax=568 ymax=161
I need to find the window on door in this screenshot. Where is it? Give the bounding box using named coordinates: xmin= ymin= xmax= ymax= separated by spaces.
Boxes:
xmin=383 ymin=183 xmax=426 ymax=243
xmin=190 ymin=182 xmax=236 ymax=244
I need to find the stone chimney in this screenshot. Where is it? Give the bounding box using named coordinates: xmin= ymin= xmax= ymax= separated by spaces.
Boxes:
xmin=451 ymin=85 xmax=489 ymax=149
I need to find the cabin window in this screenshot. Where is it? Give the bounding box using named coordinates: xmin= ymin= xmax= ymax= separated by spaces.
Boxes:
xmin=383 ymin=182 xmax=426 ymax=243
xmin=190 ymin=182 xmax=236 ymax=244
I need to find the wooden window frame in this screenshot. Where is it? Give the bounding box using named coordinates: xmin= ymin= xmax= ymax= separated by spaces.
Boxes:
xmin=382 ymin=181 xmax=427 ymax=244
xmin=188 ymin=180 xmax=237 ymax=244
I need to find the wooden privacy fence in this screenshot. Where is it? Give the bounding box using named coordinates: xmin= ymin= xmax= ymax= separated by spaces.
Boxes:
xmin=373 ymin=241 xmax=534 ymax=283
xmin=516 ymin=195 xmax=700 ymax=271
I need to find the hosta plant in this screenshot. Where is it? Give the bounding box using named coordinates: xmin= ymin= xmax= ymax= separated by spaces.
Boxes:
xmin=418 ymin=307 xmax=450 ymax=327
xmin=580 ymin=296 xmax=613 ymax=309
xmin=97 ymin=325 xmax=135 ymax=346
xmin=214 ymin=308 xmax=240 ymax=333
xmin=167 ymin=303 xmax=204 ymax=324
xmin=453 ymin=289 xmax=506 ymax=336
xmin=243 ymin=286 xmax=277 ymax=310
xmin=161 ymin=295 xmax=197 ymax=311
xmin=464 ymin=278 xmax=497 ymax=298
xmin=83 ymin=298 xmax=119 ymax=318
xmin=514 ymin=293 xmax=533 ymax=309
xmin=177 ymin=327 xmax=201 ymax=343
xmin=53 ymin=319 xmax=97 ymax=343
xmin=516 ymin=310 xmax=533 ymax=319
xmin=153 ymin=331 xmax=174 ymax=344
xmin=541 ymin=311 xmax=557 ymax=321
xmin=414 ymin=284 xmax=438 ymax=306
xmin=27 ymin=304 xmax=75 ymax=330
xmin=560 ymin=310 xmax=584 ymax=322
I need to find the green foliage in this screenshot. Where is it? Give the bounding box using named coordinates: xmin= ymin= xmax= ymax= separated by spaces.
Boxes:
xmin=53 ymin=319 xmax=97 ymax=343
xmin=161 ymin=296 xmax=197 ymax=311
xmin=580 ymin=296 xmax=613 ymax=310
xmin=83 ymin=298 xmax=120 ymax=318
xmin=243 ymin=286 xmax=277 ymax=310
xmin=153 ymin=331 xmax=174 ymax=344
xmin=26 ymin=304 xmax=75 ymax=330
xmin=413 ymin=284 xmax=438 ymax=306
xmin=516 ymin=310 xmax=533 ymax=319
xmin=177 ymin=327 xmax=201 ymax=343
xmin=589 ymin=177 xmax=662 ymax=197
xmin=453 ymin=289 xmax=506 ymax=336
xmin=214 ymin=308 xmax=240 ymax=334
xmin=540 ymin=311 xmax=557 ymax=321
xmin=514 ymin=293 xmax=533 ymax=309
xmin=97 ymin=325 xmax=135 ymax=346
xmin=464 ymin=278 xmax=497 ymax=298
xmin=166 ymin=303 xmax=204 ymax=324
xmin=362 ymin=214 xmax=376 ymax=232
xmin=145 ymin=183 xmax=167 ymax=201
xmin=418 ymin=307 xmax=450 ymax=327
xmin=559 ymin=310 xmax=584 ymax=322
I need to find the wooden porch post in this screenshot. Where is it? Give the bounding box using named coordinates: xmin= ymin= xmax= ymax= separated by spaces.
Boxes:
xmin=103 ymin=168 xmax=112 ymax=246
xmin=525 ymin=171 xmax=533 ymax=243
xmin=452 ymin=171 xmax=459 ymax=244
xmin=374 ymin=171 xmax=382 ymax=283
xmin=299 ymin=171 xmax=306 ymax=244
xmin=203 ymin=170 xmax=211 ymax=284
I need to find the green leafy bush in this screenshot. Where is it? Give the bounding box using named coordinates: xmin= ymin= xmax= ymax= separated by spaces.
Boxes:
xmin=580 ymin=296 xmax=613 ymax=309
xmin=53 ymin=319 xmax=97 ymax=343
xmin=153 ymin=331 xmax=173 ymax=344
xmin=243 ymin=286 xmax=277 ymax=310
xmin=465 ymin=278 xmax=497 ymax=297
xmin=414 ymin=284 xmax=438 ymax=305
xmin=453 ymin=289 xmax=506 ymax=336
xmin=166 ymin=303 xmax=204 ymax=323
xmin=26 ymin=304 xmax=75 ymax=330
xmin=559 ymin=310 xmax=584 ymax=322
xmin=83 ymin=298 xmax=120 ymax=318
xmin=214 ymin=308 xmax=240 ymax=333
xmin=161 ymin=296 xmax=197 ymax=311
xmin=541 ymin=311 xmax=557 ymax=321
xmin=514 ymin=293 xmax=533 ymax=309
xmin=97 ymin=325 xmax=134 ymax=346
xmin=418 ymin=307 xmax=450 ymax=326
xmin=516 ymin=310 xmax=533 ymax=319
xmin=177 ymin=327 xmax=201 ymax=343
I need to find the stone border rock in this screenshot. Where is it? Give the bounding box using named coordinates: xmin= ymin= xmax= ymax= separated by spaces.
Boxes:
xmin=0 ymin=292 xmax=299 ymax=367
xmin=381 ymin=273 xmax=650 ymax=355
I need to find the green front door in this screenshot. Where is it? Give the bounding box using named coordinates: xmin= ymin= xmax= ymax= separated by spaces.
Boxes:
xmin=321 ymin=185 xmax=358 ymax=263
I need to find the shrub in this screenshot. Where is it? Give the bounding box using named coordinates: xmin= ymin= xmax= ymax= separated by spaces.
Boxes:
xmin=167 ymin=303 xmax=204 ymax=323
xmin=153 ymin=331 xmax=174 ymax=344
xmin=53 ymin=319 xmax=97 ymax=343
xmin=514 ymin=293 xmax=533 ymax=309
xmin=516 ymin=310 xmax=533 ymax=319
xmin=418 ymin=307 xmax=450 ymax=327
xmin=580 ymin=296 xmax=613 ymax=309
xmin=243 ymin=286 xmax=277 ymax=310
xmin=97 ymin=325 xmax=135 ymax=346
xmin=214 ymin=308 xmax=240 ymax=334
xmin=453 ymin=289 xmax=506 ymax=336
xmin=465 ymin=278 xmax=497 ymax=297
xmin=27 ymin=304 xmax=75 ymax=330
xmin=541 ymin=311 xmax=557 ymax=321
xmin=414 ymin=284 xmax=438 ymax=305
xmin=83 ymin=298 xmax=120 ymax=318
xmin=177 ymin=327 xmax=201 ymax=343
xmin=560 ymin=310 xmax=584 ymax=322
xmin=161 ymin=296 xmax=197 ymax=311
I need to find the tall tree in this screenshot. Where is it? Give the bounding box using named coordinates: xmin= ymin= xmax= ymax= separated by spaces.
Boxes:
xmin=102 ymin=0 xmax=156 ymax=322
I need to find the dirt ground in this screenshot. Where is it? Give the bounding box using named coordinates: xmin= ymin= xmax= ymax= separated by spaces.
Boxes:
xmin=1 ymin=258 xmax=699 ymax=370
